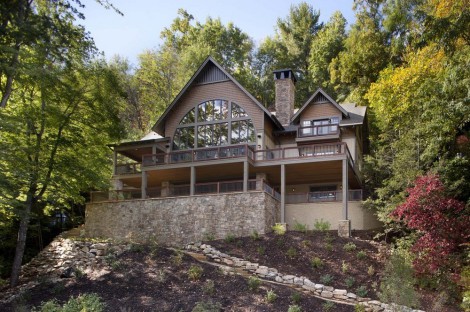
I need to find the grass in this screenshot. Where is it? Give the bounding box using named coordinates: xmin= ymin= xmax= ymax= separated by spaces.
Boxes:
xmin=188 ymin=265 xmax=203 ymax=281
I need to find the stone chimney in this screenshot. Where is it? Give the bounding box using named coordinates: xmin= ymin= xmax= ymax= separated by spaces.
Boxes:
xmin=273 ymin=69 xmax=296 ymax=126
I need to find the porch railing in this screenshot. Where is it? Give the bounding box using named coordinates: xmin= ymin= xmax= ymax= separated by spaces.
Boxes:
xmin=252 ymin=142 xmax=346 ymax=161
xmin=285 ymin=189 xmax=362 ymax=204
xmin=90 ymin=189 xmax=142 ymax=202
xmin=298 ymin=124 xmax=339 ymax=138
xmin=115 ymin=162 xmax=141 ymax=175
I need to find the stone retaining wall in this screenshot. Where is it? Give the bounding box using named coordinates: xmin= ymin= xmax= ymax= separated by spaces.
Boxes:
xmin=85 ymin=191 xmax=280 ymax=245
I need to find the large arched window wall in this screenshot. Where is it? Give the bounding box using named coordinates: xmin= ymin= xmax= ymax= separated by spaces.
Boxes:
xmin=173 ymin=99 xmax=255 ymax=150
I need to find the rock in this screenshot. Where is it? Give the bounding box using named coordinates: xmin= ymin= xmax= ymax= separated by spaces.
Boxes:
xmin=333 ymin=289 xmax=347 ymax=295
xmin=314 ymin=284 xmax=324 ymax=290
xmin=245 ymin=263 xmax=259 ymax=270
xmin=302 ymin=284 xmax=315 ymax=292
xmin=321 ymin=291 xmax=333 ymax=298
xmin=347 ymin=292 xmax=357 ymax=299
xmin=293 ymin=277 xmax=304 ymax=285
xmin=323 ymin=286 xmax=334 ymax=292
xmin=275 ymin=276 xmax=283 ymax=283
xmin=303 ymin=279 xmax=315 ymax=287
xmin=60 ymin=267 xmax=74 ymax=278
xmin=255 ymin=267 xmax=269 ymax=275
xmin=222 ymin=258 xmax=234 ymax=266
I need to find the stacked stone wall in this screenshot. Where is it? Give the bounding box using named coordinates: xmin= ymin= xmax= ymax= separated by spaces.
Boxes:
xmin=85 ymin=192 xmax=280 ymax=245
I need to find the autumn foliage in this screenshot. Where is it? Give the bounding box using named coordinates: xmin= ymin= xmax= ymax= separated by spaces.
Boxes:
xmin=392 ymin=174 xmax=470 ymax=275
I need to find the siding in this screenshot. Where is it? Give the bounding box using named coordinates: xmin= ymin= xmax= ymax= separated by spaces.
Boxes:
xmin=165 ymin=81 xmax=265 ymax=142
xmin=299 ymin=102 xmax=342 ymax=123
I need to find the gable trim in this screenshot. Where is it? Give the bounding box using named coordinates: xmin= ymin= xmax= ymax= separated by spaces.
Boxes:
xmin=292 ymin=88 xmax=349 ymax=123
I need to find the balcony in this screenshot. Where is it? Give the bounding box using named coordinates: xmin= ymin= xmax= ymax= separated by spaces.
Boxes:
xmin=115 ymin=162 xmax=141 ymax=175
xmin=298 ymin=124 xmax=339 ymax=138
xmin=285 ymin=189 xmax=362 ymax=204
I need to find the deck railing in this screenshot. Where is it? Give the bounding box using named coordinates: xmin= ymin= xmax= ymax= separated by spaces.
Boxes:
xmin=298 ymin=124 xmax=339 ymax=138
xmin=252 ymin=142 xmax=346 ymax=161
xmin=90 ymin=179 xmax=277 ymax=203
xmin=115 ymin=162 xmax=141 ymax=175
xmin=285 ymin=189 xmax=362 ymax=204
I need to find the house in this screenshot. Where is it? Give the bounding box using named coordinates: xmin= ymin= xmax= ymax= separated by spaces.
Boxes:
xmin=84 ymin=57 xmax=380 ymax=245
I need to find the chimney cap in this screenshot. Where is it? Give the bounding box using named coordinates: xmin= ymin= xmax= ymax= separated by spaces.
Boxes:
xmin=273 ymin=69 xmax=297 ymax=83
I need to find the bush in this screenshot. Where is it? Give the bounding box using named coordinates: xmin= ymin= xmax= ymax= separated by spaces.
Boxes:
xmin=203 ymin=232 xmax=215 ymax=241
xmin=379 ymin=254 xmax=419 ymax=308
xmin=257 ymin=246 xmax=265 ymax=256
xmin=188 ymin=265 xmax=203 ymax=281
xmin=203 ymin=280 xmax=215 ymax=295
xmin=356 ymin=250 xmax=367 ymax=260
xmin=286 ymin=247 xmax=298 ymax=259
xmin=320 ymin=274 xmax=333 ymax=285
xmin=250 ymin=231 xmax=260 ymax=241
xmin=265 ymin=289 xmax=277 ymax=303
xmin=290 ymin=291 xmax=301 ymax=304
xmin=314 ymin=219 xmax=331 ymax=231
xmin=345 ymin=276 xmax=355 ymax=288
xmin=272 ymin=223 xmax=286 ymax=235
xmin=171 ymin=250 xmax=184 ymax=266
xmin=293 ymin=221 xmax=308 ymax=233
xmin=322 ymin=301 xmax=335 ymax=312
xmin=224 ymin=234 xmax=236 ymax=243
xmin=247 ymin=276 xmax=261 ymax=291
xmin=192 ymin=300 xmax=222 ymax=312
xmin=355 ymin=285 xmax=368 ymax=297
xmin=354 ymin=304 xmax=366 ymax=312
xmin=342 ymin=261 xmax=349 ymax=273
xmin=33 ymin=293 xmax=105 ymax=312
xmin=310 ymin=257 xmax=323 ymax=269
xmin=343 ymin=242 xmax=357 ymax=252
xmin=287 ymin=305 xmax=301 ymax=312
xmin=367 ymin=265 xmax=375 ymax=276
xmin=324 ymin=242 xmax=333 ymax=252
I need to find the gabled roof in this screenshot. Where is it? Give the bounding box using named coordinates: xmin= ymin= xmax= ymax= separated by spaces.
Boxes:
xmin=339 ymin=103 xmax=367 ymax=126
xmin=292 ymin=88 xmax=349 ymax=123
xmin=152 ymin=56 xmax=283 ymax=134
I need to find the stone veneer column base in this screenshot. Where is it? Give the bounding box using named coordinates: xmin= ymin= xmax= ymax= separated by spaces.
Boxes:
xmin=338 ymin=220 xmax=351 ymax=238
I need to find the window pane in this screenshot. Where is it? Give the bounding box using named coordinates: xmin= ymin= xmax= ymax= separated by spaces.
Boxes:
xmin=239 ymin=120 xmax=248 ymax=142
xmin=231 ymin=103 xmax=248 ymax=118
xmin=221 ymin=100 xmax=228 ymax=119
xmin=173 ymin=128 xmax=182 ymax=150
xmin=185 ymin=127 xmax=195 ymax=149
xmin=231 ymin=121 xmax=240 ymax=143
xmin=206 ymin=101 xmax=214 ymax=121
xmin=214 ymin=123 xmax=228 ymax=145
xmin=247 ymin=120 xmax=255 ymax=142
xmin=197 ymin=125 xmax=206 ymax=147
xmin=198 ymin=103 xmax=206 ymax=122
xmin=180 ymin=108 xmax=195 ymax=124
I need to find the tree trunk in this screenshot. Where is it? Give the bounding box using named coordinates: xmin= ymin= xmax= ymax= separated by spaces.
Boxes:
xmin=10 ymin=192 xmax=34 ymax=287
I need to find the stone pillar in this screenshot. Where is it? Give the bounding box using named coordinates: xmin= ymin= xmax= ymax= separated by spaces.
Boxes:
xmin=190 ymin=166 xmax=196 ymax=196
xmin=338 ymin=220 xmax=351 ymax=238
xmin=112 ymin=179 xmax=123 ymax=191
xmin=281 ymin=164 xmax=286 ymax=223
xmin=256 ymin=173 xmax=267 ymax=191
xmin=141 ymin=171 xmax=147 ymax=199
xmin=161 ymin=181 xmax=170 ymax=197
xmin=243 ymin=161 xmax=249 ymax=192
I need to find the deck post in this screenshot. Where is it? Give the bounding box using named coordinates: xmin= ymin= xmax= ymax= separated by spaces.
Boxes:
xmin=190 ymin=166 xmax=196 ymax=196
xmin=281 ymin=164 xmax=286 ymax=223
xmin=243 ymin=160 xmax=249 ymax=192
xmin=342 ymin=158 xmax=348 ymax=219
xmin=141 ymin=171 xmax=147 ymax=199
xmin=113 ymin=149 xmax=117 ymax=175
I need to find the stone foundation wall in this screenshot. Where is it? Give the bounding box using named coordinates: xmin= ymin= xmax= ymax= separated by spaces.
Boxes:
xmin=85 ymin=192 xmax=280 ymax=246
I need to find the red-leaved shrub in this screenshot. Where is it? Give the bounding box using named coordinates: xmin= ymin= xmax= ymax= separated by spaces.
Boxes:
xmin=392 ymin=174 xmax=470 ymax=275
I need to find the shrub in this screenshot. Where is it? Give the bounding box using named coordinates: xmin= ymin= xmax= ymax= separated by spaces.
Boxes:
xmin=265 ymin=289 xmax=277 ymax=303
xmin=257 ymin=246 xmax=265 ymax=256
xmin=272 ymin=223 xmax=286 ymax=235
xmin=286 ymin=247 xmax=298 ymax=259
xmin=248 ymin=276 xmax=261 ymax=291
xmin=290 ymin=291 xmax=302 ymax=304
xmin=171 ymin=250 xmax=184 ymax=266
xmin=391 ymin=174 xmax=470 ymax=276
xmin=192 ymin=300 xmax=222 ymax=312
xmin=33 ymin=293 xmax=105 ymax=312
xmin=203 ymin=232 xmax=215 ymax=241
xmin=356 ymin=250 xmax=367 ymax=260
xmin=345 ymin=276 xmax=355 ymax=288
xmin=320 ymin=274 xmax=333 ymax=285
xmin=224 ymin=233 xmax=236 ymax=243
xmin=342 ymin=261 xmax=349 ymax=273
xmin=310 ymin=257 xmax=323 ymax=269
xmin=379 ymin=254 xmax=419 ymax=308
xmin=324 ymin=242 xmax=333 ymax=252
xmin=355 ymin=285 xmax=368 ymax=297
xmin=314 ymin=219 xmax=331 ymax=231
xmin=188 ymin=265 xmax=203 ymax=281
xmin=367 ymin=265 xmax=375 ymax=276
xmin=354 ymin=304 xmax=366 ymax=312
xmin=203 ymin=280 xmax=215 ymax=295
xmin=287 ymin=305 xmax=301 ymax=312
xmin=250 ymin=230 xmax=260 ymax=241
xmin=293 ymin=221 xmax=308 ymax=233
xmin=322 ymin=301 xmax=335 ymax=312
xmin=301 ymin=240 xmax=311 ymax=248
xmin=343 ymin=242 xmax=357 ymax=252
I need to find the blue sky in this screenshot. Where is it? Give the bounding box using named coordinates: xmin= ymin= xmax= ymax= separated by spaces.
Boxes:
xmin=79 ymin=0 xmax=355 ymax=66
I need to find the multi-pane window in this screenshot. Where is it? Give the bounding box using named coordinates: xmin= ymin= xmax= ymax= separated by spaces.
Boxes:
xmin=301 ymin=117 xmax=339 ymax=136
xmin=173 ymin=100 xmax=255 ymax=150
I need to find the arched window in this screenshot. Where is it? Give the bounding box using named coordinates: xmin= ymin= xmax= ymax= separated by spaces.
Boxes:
xmin=173 ymin=100 xmax=255 ymax=150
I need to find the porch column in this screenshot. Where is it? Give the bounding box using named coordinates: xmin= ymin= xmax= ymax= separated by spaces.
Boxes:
xmin=190 ymin=166 xmax=196 ymax=196
xmin=281 ymin=164 xmax=286 ymax=223
xmin=243 ymin=160 xmax=249 ymax=192
xmin=161 ymin=181 xmax=170 ymax=197
xmin=256 ymin=173 xmax=267 ymax=191
xmin=113 ymin=149 xmax=118 ymax=175
xmin=141 ymin=171 xmax=147 ymax=199
xmin=342 ymin=159 xmax=348 ymax=219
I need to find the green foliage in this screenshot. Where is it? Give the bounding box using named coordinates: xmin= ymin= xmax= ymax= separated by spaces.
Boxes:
xmin=293 ymin=221 xmax=308 ymax=233
xmin=310 ymin=257 xmax=323 ymax=269
xmin=191 ymin=300 xmax=222 ymax=312
xmin=322 ymin=301 xmax=335 ymax=312
xmin=356 ymin=250 xmax=367 ymax=260
xmin=320 ymin=274 xmax=333 ymax=285
xmin=290 ymin=291 xmax=302 ymax=304
xmin=287 ymin=304 xmax=301 ymax=312
xmin=188 ymin=265 xmax=203 ymax=281
xmin=343 ymin=242 xmax=357 ymax=252
xmin=247 ymin=276 xmax=261 ymax=291
xmin=203 ymin=232 xmax=215 ymax=241
xmin=286 ymin=247 xmax=298 ymax=259
xmin=33 ymin=293 xmax=105 ymax=312
xmin=345 ymin=276 xmax=356 ymax=288
xmin=342 ymin=261 xmax=350 ymax=273
xmin=202 ymin=280 xmax=215 ymax=295
xmin=171 ymin=250 xmax=184 ymax=266
xmin=354 ymin=304 xmax=366 ymax=312
xmin=324 ymin=242 xmax=333 ymax=252
xmin=272 ymin=223 xmax=286 ymax=235
xmin=265 ymin=289 xmax=277 ymax=303
xmin=379 ymin=254 xmax=419 ymax=308
xmin=257 ymin=246 xmax=266 ymax=256
xmin=313 ymin=219 xmax=331 ymax=231
xmin=250 ymin=231 xmax=261 ymax=241
xmin=224 ymin=234 xmax=236 ymax=243
xmin=367 ymin=265 xmax=375 ymax=277
xmin=355 ymin=286 xmax=369 ymax=298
